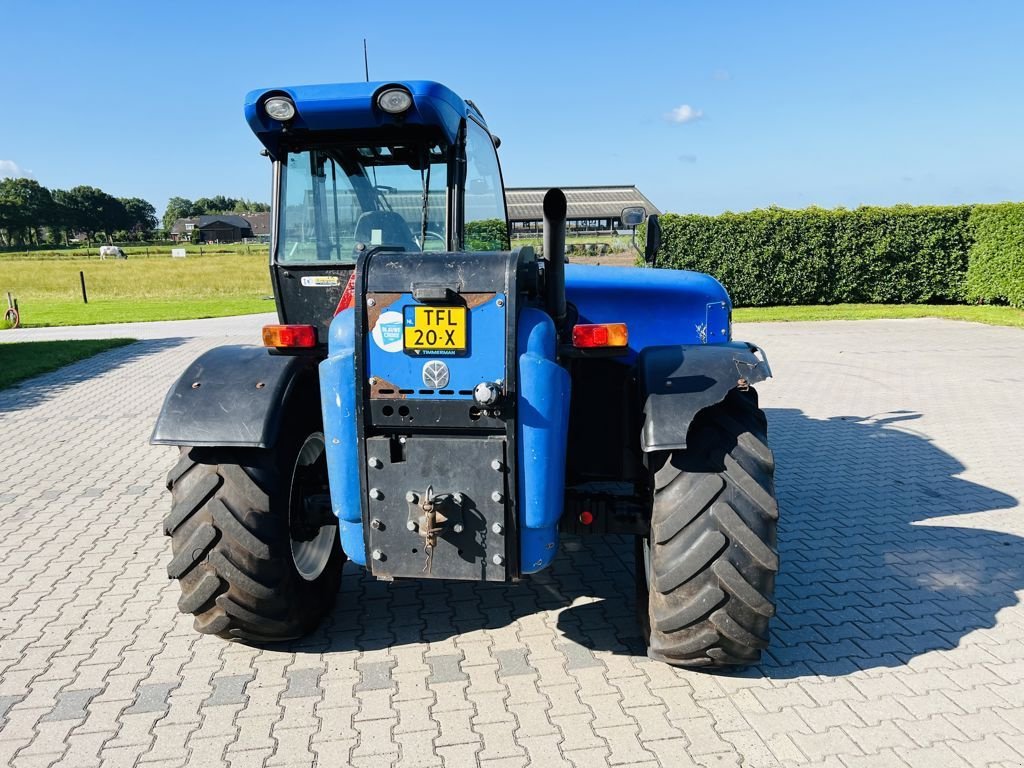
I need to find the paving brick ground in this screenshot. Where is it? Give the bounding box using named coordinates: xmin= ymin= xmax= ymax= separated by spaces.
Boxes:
xmin=1 ymin=317 xmax=1022 ymax=768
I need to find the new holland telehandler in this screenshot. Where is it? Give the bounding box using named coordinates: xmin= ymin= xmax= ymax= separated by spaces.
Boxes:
xmin=152 ymin=80 xmax=778 ymax=667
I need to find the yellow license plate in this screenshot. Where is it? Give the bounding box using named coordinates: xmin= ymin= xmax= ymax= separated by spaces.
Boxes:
xmin=403 ymin=305 xmax=467 ymax=354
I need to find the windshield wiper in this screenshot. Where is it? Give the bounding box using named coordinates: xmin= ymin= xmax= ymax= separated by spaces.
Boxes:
xmin=330 ymin=158 xmax=342 ymax=261
xmin=419 ymin=148 xmax=431 ymax=252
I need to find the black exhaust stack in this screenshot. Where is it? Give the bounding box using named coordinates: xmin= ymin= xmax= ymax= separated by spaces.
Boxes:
xmin=543 ymin=188 xmax=567 ymax=326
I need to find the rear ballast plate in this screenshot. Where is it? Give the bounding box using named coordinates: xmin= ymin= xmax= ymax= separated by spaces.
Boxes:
xmin=364 ymin=435 xmax=509 ymax=581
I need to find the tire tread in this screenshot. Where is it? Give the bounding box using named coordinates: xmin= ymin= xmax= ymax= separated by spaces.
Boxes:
xmin=163 ymin=441 xmax=343 ymax=643
xmin=642 ymin=388 xmax=778 ymax=668
xmin=164 ymin=473 xmax=220 ymax=535
xmin=166 ymin=522 xmax=216 ymax=579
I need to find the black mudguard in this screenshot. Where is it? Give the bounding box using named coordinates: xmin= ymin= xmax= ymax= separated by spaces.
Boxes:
xmin=150 ymin=345 xmax=318 ymax=449
xmin=637 ymin=341 xmax=771 ymax=453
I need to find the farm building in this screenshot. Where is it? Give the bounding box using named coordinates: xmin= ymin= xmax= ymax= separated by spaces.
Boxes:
xmin=242 ymin=212 xmax=271 ymax=240
xmin=505 ymin=186 xmax=660 ymax=236
xmin=170 ymin=213 xmax=268 ymax=243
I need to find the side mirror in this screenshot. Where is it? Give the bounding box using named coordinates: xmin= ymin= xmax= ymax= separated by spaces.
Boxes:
xmin=644 ymin=214 xmax=661 ymax=266
xmin=620 ymin=206 xmax=646 ymax=227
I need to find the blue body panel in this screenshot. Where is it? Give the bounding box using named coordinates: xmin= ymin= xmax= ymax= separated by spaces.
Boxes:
xmin=320 ymin=309 xmax=366 ymax=566
xmin=245 ymin=80 xmax=482 ymax=158
xmin=366 ymin=294 xmax=506 ymax=399
xmin=320 ymin=301 xmax=571 ymax=574
xmin=565 ymin=264 xmax=732 ymax=356
xmin=516 ymin=308 xmax=571 ymax=574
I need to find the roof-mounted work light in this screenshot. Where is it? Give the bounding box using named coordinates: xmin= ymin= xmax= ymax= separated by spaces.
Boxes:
xmin=376 ymin=87 xmax=413 ymax=114
xmin=263 ymin=96 xmax=296 ymax=122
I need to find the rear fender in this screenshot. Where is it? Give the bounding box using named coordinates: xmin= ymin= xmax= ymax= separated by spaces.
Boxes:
xmin=319 ymin=309 xmax=365 ymax=566
xmin=517 ymin=307 xmax=571 ymax=574
xmin=150 ymin=345 xmax=318 ymax=448
xmin=637 ymin=342 xmax=771 ymax=453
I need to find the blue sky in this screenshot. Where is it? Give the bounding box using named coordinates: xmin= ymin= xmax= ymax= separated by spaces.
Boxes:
xmin=2 ymin=1 xmax=1022 ymax=218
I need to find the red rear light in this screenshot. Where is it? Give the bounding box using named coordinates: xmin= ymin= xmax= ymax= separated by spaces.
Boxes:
xmin=334 ymin=272 xmax=356 ymax=315
xmin=262 ymin=324 xmax=317 ymax=348
xmin=571 ymin=323 xmax=628 ymax=348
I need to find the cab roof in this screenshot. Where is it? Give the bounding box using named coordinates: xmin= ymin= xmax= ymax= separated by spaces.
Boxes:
xmin=244 ymin=80 xmax=485 ymax=158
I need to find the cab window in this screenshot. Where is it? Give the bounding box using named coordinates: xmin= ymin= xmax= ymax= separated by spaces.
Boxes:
xmin=277 ymin=143 xmax=448 ymax=264
xmin=463 ymin=119 xmax=509 ymax=251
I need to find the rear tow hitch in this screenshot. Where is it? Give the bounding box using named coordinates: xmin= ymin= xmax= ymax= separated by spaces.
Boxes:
xmin=405 ymin=485 xmax=467 ymax=574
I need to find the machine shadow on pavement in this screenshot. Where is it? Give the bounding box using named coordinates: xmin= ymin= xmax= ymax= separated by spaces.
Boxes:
xmin=286 ymin=408 xmax=1022 ymax=678
xmin=753 ymin=408 xmax=1019 ymax=678
xmin=0 ymin=338 xmax=186 ymax=415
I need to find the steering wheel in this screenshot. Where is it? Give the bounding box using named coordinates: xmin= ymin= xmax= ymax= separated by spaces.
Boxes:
xmin=418 ymin=230 xmax=447 ymax=251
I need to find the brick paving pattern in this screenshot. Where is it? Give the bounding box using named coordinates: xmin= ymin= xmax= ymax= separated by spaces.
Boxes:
xmin=1 ymin=317 xmax=1022 ymax=767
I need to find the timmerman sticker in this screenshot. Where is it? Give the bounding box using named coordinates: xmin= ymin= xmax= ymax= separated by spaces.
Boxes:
xmin=371 ymin=311 xmax=404 ymax=352
xmin=300 ymin=275 xmax=341 ymax=287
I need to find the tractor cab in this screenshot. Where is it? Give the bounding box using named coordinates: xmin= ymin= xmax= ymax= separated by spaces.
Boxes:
xmin=245 ymin=82 xmax=510 ymax=339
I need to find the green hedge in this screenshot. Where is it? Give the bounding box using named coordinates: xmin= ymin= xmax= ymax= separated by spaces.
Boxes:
xmin=967 ymin=204 xmax=1024 ymax=307
xmin=648 ymin=205 xmax=980 ymax=307
xmin=465 ymin=218 xmax=510 ymax=251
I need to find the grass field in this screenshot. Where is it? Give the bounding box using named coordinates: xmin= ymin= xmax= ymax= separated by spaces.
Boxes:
xmin=3 ymin=247 xmax=1023 ymax=330
xmin=12 ymin=297 xmax=273 ymax=326
xmin=734 ymin=303 xmax=1024 ymax=328
xmin=0 ymin=338 xmax=136 ymax=390
xmin=0 ymin=253 xmax=273 ymax=326
xmin=0 ymin=242 xmax=267 ymax=261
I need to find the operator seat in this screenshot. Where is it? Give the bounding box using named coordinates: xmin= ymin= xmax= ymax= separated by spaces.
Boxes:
xmin=354 ymin=211 xmax=420 ymax=252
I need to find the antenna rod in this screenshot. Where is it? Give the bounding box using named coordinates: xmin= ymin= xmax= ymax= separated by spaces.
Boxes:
xmin=363 ymin=39 xmax=369 ymax=82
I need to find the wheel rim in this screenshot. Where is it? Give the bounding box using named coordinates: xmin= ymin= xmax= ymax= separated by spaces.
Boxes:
xmin=288 ymin=432 xmax=336 ymax=581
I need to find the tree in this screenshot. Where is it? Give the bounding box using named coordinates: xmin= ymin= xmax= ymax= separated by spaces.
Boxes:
xmin=0 ymin=180 xmax=16 ymax=246
xmin=0 ymin=182 xmax=160 ymax=246
xmin=51 ymin=189 xmax=81 ymax=246
xmin=63 ymin=185 xmax=125 ymax=244
xmin=99 ymin=196 xmax=129 ymax=242
xmin=236 ymin=198 xmax=270 ymax=213
xmin=193 ymin=195 xmax=234 ymax=215
xmin=191 ymin=195 xmax=270 ymax=215
xmin=0 ymin=178 xmax=54 ymax=246
xmin=163 ymin=196 xmax=194 ymax=232
xmin=119 ymin=197 xmax=158 ymax=235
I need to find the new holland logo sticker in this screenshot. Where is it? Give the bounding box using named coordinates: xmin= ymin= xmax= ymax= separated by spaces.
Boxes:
xmin=371 ymin=311 xmax=404 ymax=352
xmin=422 ymin=360 xmax=450 ymax=389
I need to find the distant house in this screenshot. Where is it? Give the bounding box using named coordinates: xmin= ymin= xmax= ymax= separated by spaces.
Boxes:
xmin=505 ymin=186 xmax=661 ymax=236
xmin=170 ymin=214 xmax=263 ymax=243
xmin=243 ymin=212 xmax=271 ymax=239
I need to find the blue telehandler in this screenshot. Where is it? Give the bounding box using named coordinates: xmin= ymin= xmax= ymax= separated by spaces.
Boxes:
xmin=152 ymin=81 xmax=778 ymax=667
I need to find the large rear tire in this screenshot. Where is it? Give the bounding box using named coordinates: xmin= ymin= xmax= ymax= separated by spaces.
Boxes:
xmin=638 ymin=387 xmax=778 ymax=667
xmin=163 ymin=417 xmax=345 ymax=642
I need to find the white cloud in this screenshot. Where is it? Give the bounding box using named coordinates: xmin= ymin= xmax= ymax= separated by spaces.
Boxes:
xmin=665 ymin=105 xmax=704 ymax=124
xmin=0 ymin=160 xmax=33 ymax=179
